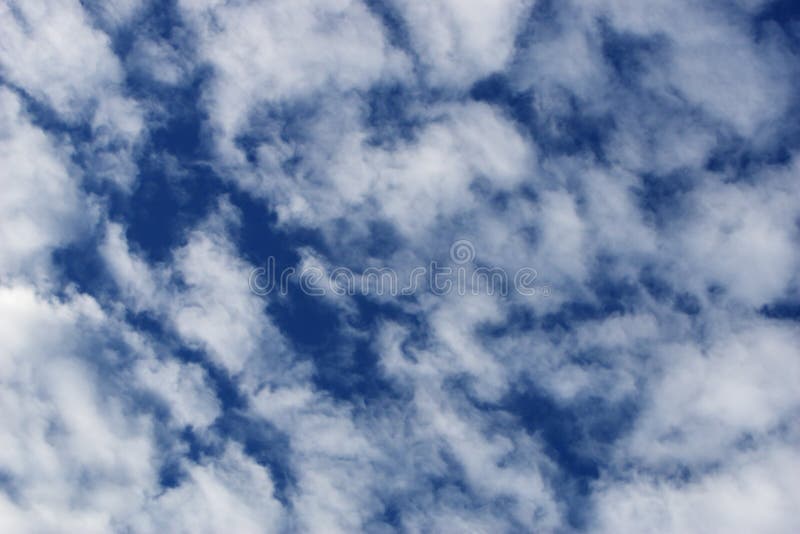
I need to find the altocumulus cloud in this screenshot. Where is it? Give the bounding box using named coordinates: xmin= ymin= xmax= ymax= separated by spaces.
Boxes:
xmin=1 ymin=0 xmax=799 ymax=532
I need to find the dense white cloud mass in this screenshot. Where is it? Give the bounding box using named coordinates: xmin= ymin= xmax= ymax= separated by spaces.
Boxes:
xmin=0 ymin=88 xmax=91 ymax=281
xmin=1 ymin=0 xmax=799 ymax=532
xmin=0 ymin=285 xmax=156 ymax=532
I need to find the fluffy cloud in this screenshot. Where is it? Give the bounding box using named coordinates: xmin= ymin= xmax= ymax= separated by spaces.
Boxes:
xmin=2 ymin=0 xmax=800 ymax=531
xmin=592 ymin=443 xmax=800 ymax=533
xmin=133 ymin=445 xmax=286 ymax=534
xmin=0 ymin=285 xmax=157 ymax=533
xmin=0 ymin=0 xmax=144 ymax=187
xmin=0 ymin=88 xmax=91 ymax=282
xmin=178 ymin=0 xmax=409 ymax=162
xmin=389 ymin=0 xmax=534 ymax=86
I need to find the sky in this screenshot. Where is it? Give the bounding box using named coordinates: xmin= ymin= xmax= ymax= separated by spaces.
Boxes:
xmin=0 ymin=0 xmax=799 ymax=532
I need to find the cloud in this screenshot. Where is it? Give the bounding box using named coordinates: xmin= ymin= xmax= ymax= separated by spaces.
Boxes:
xmin=0 ymin=0 xmax=145 ymax=187
xmin=0 ymin=88 xmax=92 ymax=282
xmin=592 ymin=443 xmax=800 ymax=533
xmin=0 ymin=285 xmax=158 ymax=533
xmin=2 ymin=0 xmax=800 ymax=531
xmin=625 ymin=320 xmax=800 ymax=468
xmin=388 ymin=0 xmax=534 ymax=86
xmin=177 ymin=0 xmax=409 ymax=161
xmin=133 ymin=444 xmax=286 ymax=534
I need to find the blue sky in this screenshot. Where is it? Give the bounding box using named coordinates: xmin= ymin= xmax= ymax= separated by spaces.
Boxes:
xmin=1 ymin=0 xmax=799 ymax=532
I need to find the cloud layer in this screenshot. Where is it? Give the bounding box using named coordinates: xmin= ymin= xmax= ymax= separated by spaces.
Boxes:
xmin=1 ymin=0 xmax=799 ymax=532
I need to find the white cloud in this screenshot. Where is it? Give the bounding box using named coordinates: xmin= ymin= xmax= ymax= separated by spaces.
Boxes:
xmin=0 ymin=285 xmax=158 ymax=533
xmin=2 ymin=0 xmax=800 ymax=530
xmin=83 ymin=0 xmax=146 ymax=29
xmin=660 ymin=165 xmax=800 ymax=308
xmin=391 ymin=0 xmax=534 ymax=86
xmin=0 ymin=88 xmax=92 ymax=282
xmin=100 ymin=221 xmax=163 ymax=312
xmin=585 ymin=0 xmax=796 ymax=137
xmin=134 ymin=358 xmax=221 ymax=430
xmin=134 ymin=444 xmax=286 ymax=534
xmin=178 ymin=0 xmax=409 ymax=160
xmin=625 ymin=321 xmax=800 ymax=467
xmin=126 ymin=37 xmax=192 ymax=86
xmin=592 ymin=443 xmax=800 ymax=534
xmin=250 ymin=99 xmax=536 ymax=241
xmin=0 ymin=0 xmax=144 ymax=187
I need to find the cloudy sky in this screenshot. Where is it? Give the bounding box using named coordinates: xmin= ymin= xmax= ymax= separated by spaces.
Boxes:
xmin=1 ymin=0 xmax=799 ymax=532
